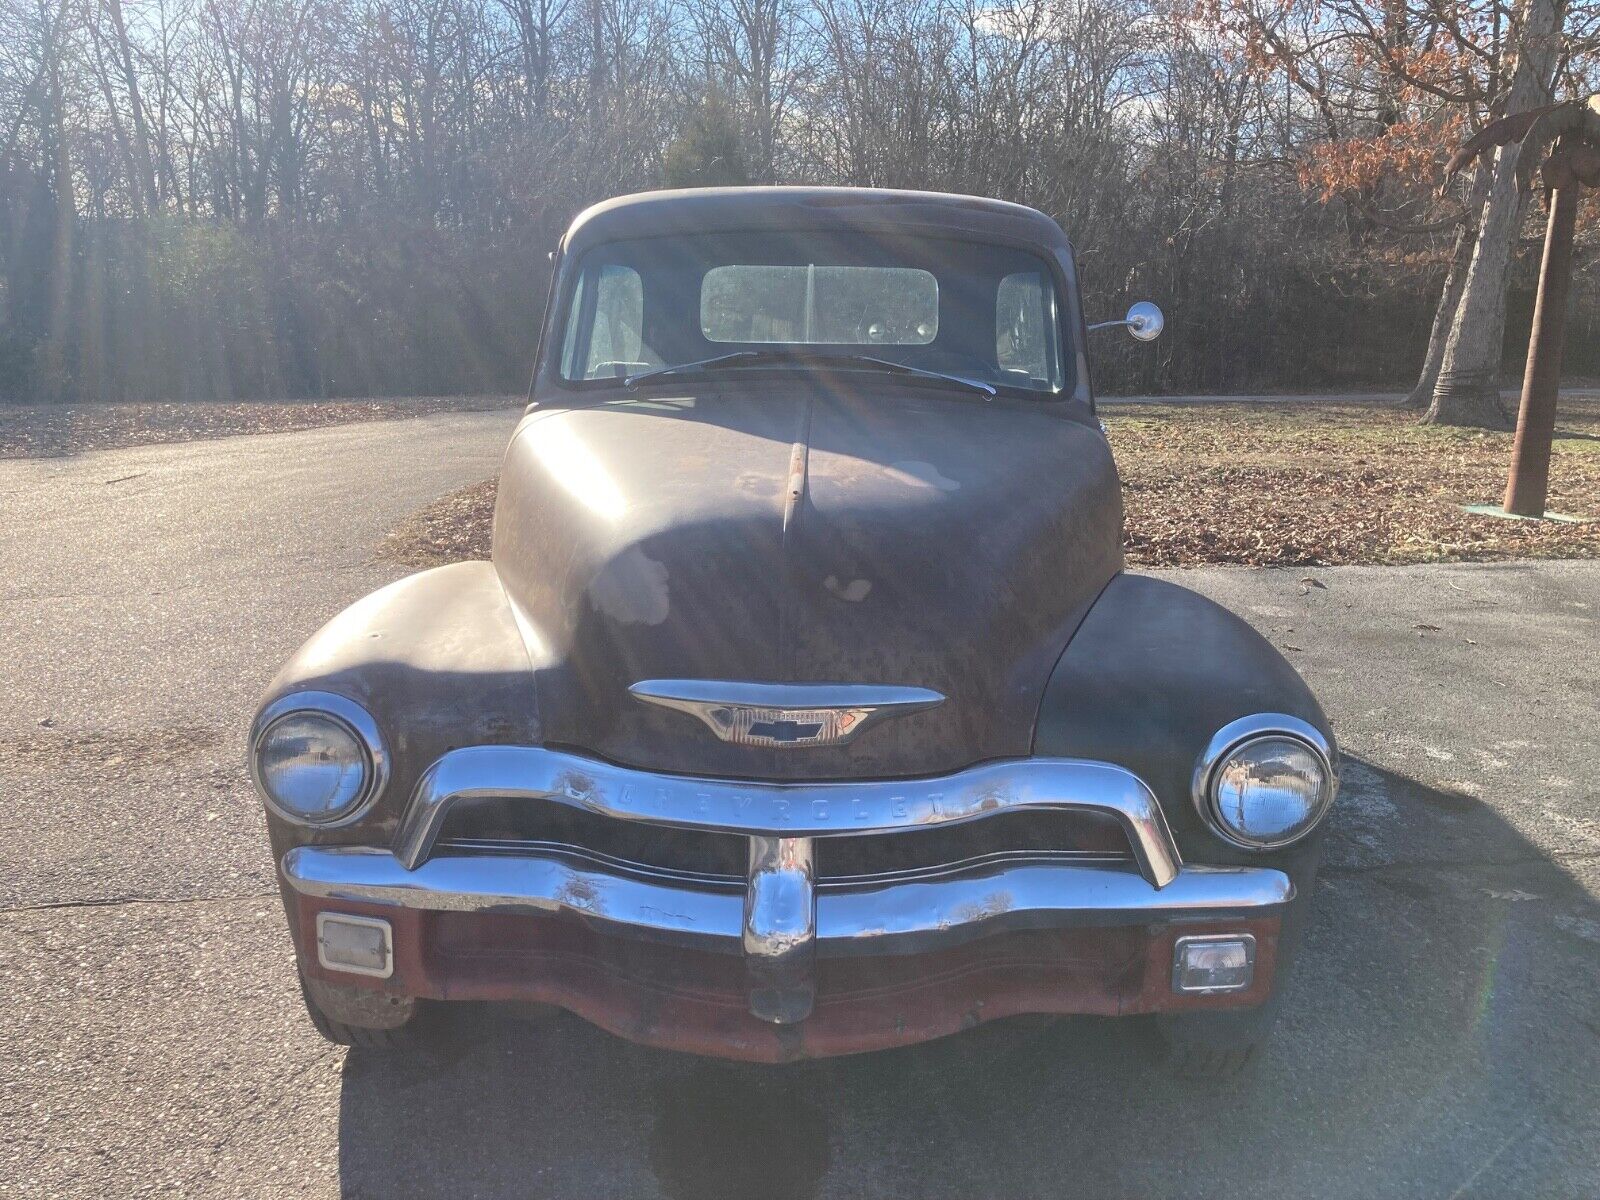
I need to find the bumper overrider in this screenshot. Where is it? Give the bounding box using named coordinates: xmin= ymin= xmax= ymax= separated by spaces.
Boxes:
xmin=280 ymin=746 xmax=1299 ymax=1060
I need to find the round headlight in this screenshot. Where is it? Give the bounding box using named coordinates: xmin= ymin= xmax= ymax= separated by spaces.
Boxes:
xmin=251 ymin=693 xmax=386 ymax=825
xmin=1194 ymin=717 xmax=1336 ymax=849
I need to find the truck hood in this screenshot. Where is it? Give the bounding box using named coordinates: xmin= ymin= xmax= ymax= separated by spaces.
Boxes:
xmin=492 ymin=385 xmax=1123 ymax=779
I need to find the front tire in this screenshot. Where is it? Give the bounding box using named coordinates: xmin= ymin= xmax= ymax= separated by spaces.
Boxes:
xmin=1150 ymin=999 xmax=1280 ymax=1079
xmin=1154 ymin=876 xmax=1315 ymax=1078
xmin=298 ymin=972 xmax=423 ymax=1050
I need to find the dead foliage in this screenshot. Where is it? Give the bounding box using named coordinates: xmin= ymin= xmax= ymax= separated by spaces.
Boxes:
xmin=379 ymin=478 xmax=498 ymax=567
xmin=379 ymin=400 xmax=1600 ymax=570
xmin=1113 ymin=400 xmax=1600 ymax=566
xmin=0 ymin=396 xmax=520 ymax=459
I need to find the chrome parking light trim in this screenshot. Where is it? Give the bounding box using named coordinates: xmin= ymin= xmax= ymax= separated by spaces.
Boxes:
xmin=283 ymin=846 xmax=1293 ymax=959
xmin=1171 ymin=933 xmax=1257 ymax=994
xmin=394 ymin=747 xmax=1183 ymax=887
xmin=315 ymin=911 xmax=394 ymax=979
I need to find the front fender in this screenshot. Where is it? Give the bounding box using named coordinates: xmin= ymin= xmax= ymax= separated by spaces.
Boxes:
xmin=1033 ymin=573 xmax=1335 ymax=877
xmin=254 ymin=561 xmax=541 ymax=856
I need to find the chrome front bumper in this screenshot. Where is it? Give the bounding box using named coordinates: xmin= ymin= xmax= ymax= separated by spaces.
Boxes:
xmin=282 ymin=747 xmax=1294 ymax=1023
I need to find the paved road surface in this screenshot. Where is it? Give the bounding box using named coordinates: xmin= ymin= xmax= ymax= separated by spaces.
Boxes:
xmin=2 ymin=411 xmax=1597 ymax=1199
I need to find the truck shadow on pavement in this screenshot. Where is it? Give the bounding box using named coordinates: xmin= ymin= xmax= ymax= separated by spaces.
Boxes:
xmin=333 ymin=757 xmax=1600 ymax=1200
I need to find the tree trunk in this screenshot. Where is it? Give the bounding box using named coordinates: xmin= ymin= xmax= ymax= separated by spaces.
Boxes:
xmin=105 ymin=0 xmax=159 ymax=214
xmin=1403 ymin=162 xmax=1490 ymax=408
xmin=1405 ymin=223 xmax=1472 ymax=408
xmin=1424 ymin=0 xmax=1560 ymax=427
xmin=43 ymin=36 xmax=77 ymax=403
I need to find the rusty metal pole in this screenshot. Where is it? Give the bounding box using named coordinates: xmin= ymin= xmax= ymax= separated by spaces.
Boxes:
xmin=1503 ymin=145 xmax=1581 ymax=517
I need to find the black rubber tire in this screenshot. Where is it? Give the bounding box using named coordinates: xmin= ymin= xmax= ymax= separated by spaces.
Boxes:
xmin=1149 ymin=1001 xmax=1278 ymax=1080
xmin=1153 ymin=877 xmax=1316 ymax=1079
xmin=501 ymin=1000 xmax=563 ymax=1024
xmin=1156 ymin=1035 xmax=1259 ymax=1080
xmin=297 ymin=974 xmax=424 ymax=1051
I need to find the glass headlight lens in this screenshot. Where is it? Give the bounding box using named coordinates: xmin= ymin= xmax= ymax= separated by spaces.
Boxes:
xmin=1207 ymin=735 xmax=1331 ymax=848
xmin=255 ymin=713 xmax=371 ymax=822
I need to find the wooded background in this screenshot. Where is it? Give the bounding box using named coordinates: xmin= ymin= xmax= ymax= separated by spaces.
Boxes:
xmin=1 ymin=0 xmax=1596 ymax=409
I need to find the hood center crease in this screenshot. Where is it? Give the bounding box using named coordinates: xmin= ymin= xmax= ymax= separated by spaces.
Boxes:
xmin=778 ymin=395 xmax=815 ymax=682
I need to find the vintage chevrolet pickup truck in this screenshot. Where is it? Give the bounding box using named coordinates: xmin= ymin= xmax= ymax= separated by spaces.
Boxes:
xmin=251 ymin=187 xmax=1337 ymax=1074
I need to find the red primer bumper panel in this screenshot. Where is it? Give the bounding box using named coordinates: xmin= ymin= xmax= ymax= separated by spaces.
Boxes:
xmin=293 ymin=896 xmax=1280 ymax=1062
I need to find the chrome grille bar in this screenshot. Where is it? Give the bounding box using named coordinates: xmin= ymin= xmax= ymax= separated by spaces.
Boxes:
xmin=360 ymin=747 xmax=1208 ymax=1023
xmin=395 ymin=747 xmax=1182 ymax=887
xmin=743 ymin=836 xmax=816 ymax=1022
xmin=284 ymin=846 xmax=1293 ymax=955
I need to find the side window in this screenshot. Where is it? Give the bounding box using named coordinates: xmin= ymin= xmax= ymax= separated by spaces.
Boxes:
xmin=585 ymin=264 xmax=645 ymax=377
xmin=559 ymin=271 xmax=588 ymax=378
xmin=560 ymin=264 xmax=649 ymax=379
xmin=996 ymin=271 xmax=1059 ymax=388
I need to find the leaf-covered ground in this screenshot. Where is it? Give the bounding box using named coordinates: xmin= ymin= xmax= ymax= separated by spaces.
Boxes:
xmin=0 ymin=395 xmax=520 ymax=458
xmin=378 ymin=399 xmax=1600 ymax=569
xmin=1113 ymin=400 xmax=1600 ymax=565
xmin=380 ymin=476 xmax=501 ymax=567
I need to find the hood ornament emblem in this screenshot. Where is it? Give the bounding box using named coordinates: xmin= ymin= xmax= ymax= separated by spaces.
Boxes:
xmin=629 ymin=680 xmax=944 ymax=749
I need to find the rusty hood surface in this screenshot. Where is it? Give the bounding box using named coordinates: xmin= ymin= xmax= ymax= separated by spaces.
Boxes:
xmin=492 ymin=385 xmax=1123 ymax=779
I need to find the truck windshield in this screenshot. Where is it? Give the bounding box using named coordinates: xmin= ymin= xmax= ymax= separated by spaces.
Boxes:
xmin=555 ymin=231 xmax=1070 ymax=395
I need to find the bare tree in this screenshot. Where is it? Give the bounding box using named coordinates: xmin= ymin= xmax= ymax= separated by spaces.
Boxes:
xmin=684 ymin=0 xmax=810 ymax=182
xmin=1426 ymin=0 xmax=1565 ymax=427
xmin=0 ymin=0 xmax=1594 ymax=403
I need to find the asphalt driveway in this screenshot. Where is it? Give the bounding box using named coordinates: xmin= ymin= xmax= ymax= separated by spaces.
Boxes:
xmin=1 ymin=410 xmax=1596 ymax=1198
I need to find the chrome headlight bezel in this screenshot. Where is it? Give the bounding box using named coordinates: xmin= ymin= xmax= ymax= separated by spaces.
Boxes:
xmin=249 ymin=691 xmax=388 ymax=827
xmin=1191 ymin=714 xmax=1337 ymax=851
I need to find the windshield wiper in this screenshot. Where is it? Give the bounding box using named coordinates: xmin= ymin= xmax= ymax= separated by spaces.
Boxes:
xmin=623 ymin=351 xmax=771 ymax=389
xmin=830 ymin=354 xmax=996 ymax=398
xmin=623 ymin=349 xmax=996 ymax=398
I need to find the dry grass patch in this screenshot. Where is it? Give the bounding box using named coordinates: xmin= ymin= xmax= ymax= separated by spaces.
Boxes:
xmin=1113 ymin=400 xmax=1599 ymax=566
xmin=379 ymin=399 xmax=1600 ymax=569
xmin=380 ymin=477 xmax=498 ymax=567
xmin=0 ymin=395 xmax=520 ymax=458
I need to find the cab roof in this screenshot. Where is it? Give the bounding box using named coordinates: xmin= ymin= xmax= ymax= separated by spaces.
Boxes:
xmin=561 ymin=187 xmax=1072 ymax=256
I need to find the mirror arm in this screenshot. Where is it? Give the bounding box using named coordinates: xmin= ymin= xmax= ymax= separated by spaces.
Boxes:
xmin=1089 ymin=302 xmax=1163 ymax=342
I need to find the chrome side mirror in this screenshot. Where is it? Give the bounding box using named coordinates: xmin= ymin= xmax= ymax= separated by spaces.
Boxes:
xmin=1088 ymin=301 xmax=1164 ymax=342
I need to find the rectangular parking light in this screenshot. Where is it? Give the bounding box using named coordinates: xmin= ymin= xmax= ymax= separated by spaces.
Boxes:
xmin=1172 ymin=934 xmax=1255 ymax=993
xmin=316 ymin=912 xmax=393 ymax=978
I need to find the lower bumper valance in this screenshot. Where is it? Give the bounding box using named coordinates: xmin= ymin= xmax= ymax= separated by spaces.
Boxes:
xmin=284 ymin=845 xmax=1291 ymax=1038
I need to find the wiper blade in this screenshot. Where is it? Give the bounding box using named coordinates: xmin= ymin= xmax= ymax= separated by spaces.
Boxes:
xmin=625 ymin=349 xmax=996 ymax=397
xmin=623 ymin=351 xmax=767 ymax=388
xmin=827 ymin=354 xmax=996 ymax=398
